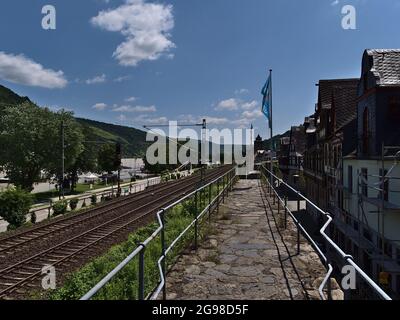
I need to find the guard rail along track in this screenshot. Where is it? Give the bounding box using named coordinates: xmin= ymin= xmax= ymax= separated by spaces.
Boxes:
xmin=0 ymin=165 xmax=233 ymax=299
xmin=81 ymin=166 xmax=237 ymax=300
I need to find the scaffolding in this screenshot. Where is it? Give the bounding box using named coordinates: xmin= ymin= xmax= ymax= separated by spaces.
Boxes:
xmin=355 ymin=144 xmax=400 ymax=296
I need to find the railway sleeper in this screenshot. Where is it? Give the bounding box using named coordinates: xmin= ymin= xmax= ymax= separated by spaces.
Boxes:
xmin=0 ymin=274 xmax=26 ymax=281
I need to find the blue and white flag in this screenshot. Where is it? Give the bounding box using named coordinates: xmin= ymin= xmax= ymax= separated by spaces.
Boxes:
xmin=261 ymin=74 xmax=272 ymax=127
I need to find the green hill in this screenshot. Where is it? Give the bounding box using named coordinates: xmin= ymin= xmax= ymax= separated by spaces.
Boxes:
xmin=0 ymin=85 xmax=31 ymax=107
xmin=76 ymin=118 xmax=150 ymax=157
xmin=0 ymin=83 xmax=288 ymax=159
xmin=0 ymin=84 xmax=149 ymax=157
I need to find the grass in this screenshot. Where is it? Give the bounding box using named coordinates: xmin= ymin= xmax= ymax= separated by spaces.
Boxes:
xmin=45 ymin=183 xmax=223 ymax=300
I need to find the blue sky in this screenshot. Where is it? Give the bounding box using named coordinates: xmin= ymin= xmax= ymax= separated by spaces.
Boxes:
xmin=1 ymin=0 xmax=400 ymax=139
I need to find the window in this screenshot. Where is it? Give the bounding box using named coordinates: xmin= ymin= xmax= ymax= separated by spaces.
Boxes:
xmin=346 ymin=239 xmax=352 ymax=252
xmin=361 ymin=168 xmax=368 ymax=197
xmin=348 ymin=165 xmax=353 ymax=193
xmin=385 ymin=243 xmax=393 ymax=258
xmin=397 ymin=275 xmax=400 ymax=294
xmin=379 ymin=169 xmax=389 ymax=202
xmin=388 ymin=96 xmax=400 ymax=120
xmin=363 ymin=108 xmax=369 ymax=154
xmin=363 ymin=251 xmax=372 ymax=274
xmin=363 ymin=228 xmax=372 ymax=242
xmin=354 ymin=244 xmax=359 ymax=259
xmin=345 ymin=214 xmax=351 ymax=225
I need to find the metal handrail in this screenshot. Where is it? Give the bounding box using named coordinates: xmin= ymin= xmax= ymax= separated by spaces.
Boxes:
xmin=260 ymin=169 xmax=330 ymax=299
xmin=80 ymin=167 xmax=236 ymax=300
xmin=151 ymin=178 xmax=232 ymax=300
xmin=261 ymin=165 xmax=392 ymax=300
xmin=26 ymin=177 xmax=162 ymax=216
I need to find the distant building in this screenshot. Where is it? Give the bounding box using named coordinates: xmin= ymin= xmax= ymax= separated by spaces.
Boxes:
xmin=303 ymin=78 xmax=359 ymax=223
xmin=254 ymin=134 xmax=264 ymax=154
xmin=277 ymin=126 xmax=306 ymax=189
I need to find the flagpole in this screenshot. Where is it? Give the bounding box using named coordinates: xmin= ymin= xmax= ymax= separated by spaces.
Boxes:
xmin=269 ymin=69 xmax=273 ymax=184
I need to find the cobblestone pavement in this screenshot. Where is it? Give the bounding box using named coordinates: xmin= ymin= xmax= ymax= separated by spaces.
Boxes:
xmin=165 ymin=179 xmax=343 ymax=300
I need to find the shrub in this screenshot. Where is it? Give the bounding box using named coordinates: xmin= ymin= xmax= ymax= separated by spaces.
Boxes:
xmin=91 ymin=195 xmax=97 ymax=205
xmin=53 ymin=200 xmax=68 ymax=216
xmin=31 ymin=212 xmax=37 ymax=224
xmin=0 ymin=188 xmax=33 ymax=230
xmin=70 ymin=199 xmax=79 ymax=211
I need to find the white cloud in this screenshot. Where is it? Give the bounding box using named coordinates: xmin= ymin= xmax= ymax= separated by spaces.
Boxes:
xmin=202 ymin=116 xmax=229 ymax=125
xmin=216 ymin=98 xmax=259 ymax=112
xmin=91 ymin=0 xmax=175 ymax=66
xmin=86 ymin=74 xmax=106 ymax=84
xmin=92 ymin=103 xmax=108 ymax=110
xmin=125 ymin=96 xmax=137 ymax=102
xmin=241 ymin=100 xmax=258 ymax=110
xmin=242 ymin=109 xmax=263 ymax=120
xmin=215 ymin=98 xmax=239 ymax=111
xmin=331 ymin=0 xmax=339 ymax=6
xmin=114 ymin=75 xmax=131 ymax=82
xmin=117 ymin=114 xmax=127 ymax=122
xmin=138 ymin=115 xmax=168 ymax=125
xmin=235 ymin=88 xmax=249 ymax=95
xmin=113 ymin=104 xmax=156 ymax=112
xmin=45 ymin=105 xmax=73 ymax=112
xmin=0 ymin=51 xmax=67 ymax=89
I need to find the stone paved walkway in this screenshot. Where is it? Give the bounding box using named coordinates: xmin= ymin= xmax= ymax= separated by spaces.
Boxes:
xmin=165 ymin=179 xmax=343 ymax=300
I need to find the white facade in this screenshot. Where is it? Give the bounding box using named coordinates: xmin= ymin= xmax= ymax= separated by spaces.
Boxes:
xmin=343 ymin=158 xmax=400 ymax=242
xmin=341 ymin=157 xmax=400 ymax=294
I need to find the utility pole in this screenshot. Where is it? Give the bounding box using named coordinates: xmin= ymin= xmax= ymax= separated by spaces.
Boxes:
xmin=116 ymin=142 xmax=122 ymax=197
xmin=60 ymin=120 xmax=66 ymax=200
xmin=269 ymin=69 xmax=274 ymax=186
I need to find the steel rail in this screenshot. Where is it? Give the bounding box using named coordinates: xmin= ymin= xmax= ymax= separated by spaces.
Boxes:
xmin=261 ymin=165 xmax=392 ymax=301
xmin=0 ymin=175 xmax=195 ymax=246
xmin=0 ymin=167 xmax=231 ymax=298
xmin=0 ymin=171 xmax=203 ymax=254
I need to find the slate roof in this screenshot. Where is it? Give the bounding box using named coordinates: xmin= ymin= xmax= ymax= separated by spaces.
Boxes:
xmin=366 ymin=49 xmax=400 ymax=86
xmin=332 ymin=84 xmax=358 ymax=131
xmin=318 ymin=79 xmax=359 ymax=110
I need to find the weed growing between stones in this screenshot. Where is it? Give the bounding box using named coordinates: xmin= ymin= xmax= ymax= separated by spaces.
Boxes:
xmin=46 ymin=184 xmax=223 ymax=300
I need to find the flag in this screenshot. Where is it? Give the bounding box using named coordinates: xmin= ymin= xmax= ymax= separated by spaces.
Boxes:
xmin=261 ymin=74 xmax=272 ymax=127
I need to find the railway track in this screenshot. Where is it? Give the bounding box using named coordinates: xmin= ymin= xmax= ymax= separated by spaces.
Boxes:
xmin=0 ymin=169 xmax=210 ymax=259
xmin=0 ymin=166 xmax=232 ymax=299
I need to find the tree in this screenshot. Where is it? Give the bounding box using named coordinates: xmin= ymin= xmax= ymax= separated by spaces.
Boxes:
xmin=97 ymin=143 xmax=120 ymax=174
xmin=0 ymin=103 xmax=56 ymax=191
xmin=0 ymin=188 xmax=33 ymax=230
xmin=143 ymin=141 xmax=178 ymax=174
xmin=0 ymin=103 xmax=84 ymax=191
xmin=67 ymin=125 xmax=98 ymax=192
xmin=44 ymin=110 xmax=84 ymax=190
